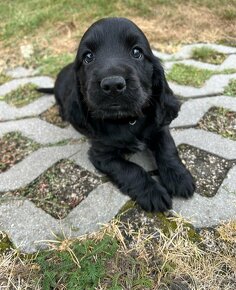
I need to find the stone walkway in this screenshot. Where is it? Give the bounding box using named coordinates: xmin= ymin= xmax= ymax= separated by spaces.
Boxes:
xmin=0 ymin=43 xmax=236 ymax=253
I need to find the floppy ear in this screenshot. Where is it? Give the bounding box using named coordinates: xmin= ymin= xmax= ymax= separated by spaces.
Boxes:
xmin=152 ymin=57 xmax=180 ymax=126
xmin=63 ymin=63 xmax=91 ymax=135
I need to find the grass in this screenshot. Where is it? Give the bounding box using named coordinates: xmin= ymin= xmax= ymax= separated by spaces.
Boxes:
xmin=224 ymin=79 xmax=236 ymax=96
xmin=167 ymin=63 xmax=236 ymax=87
xmin=167 ymin=63 xmax=213 ymax=87
xmin=197 ymin=107 xmax=236 ymax=141
xmin=36 ymin=234 xmax=118 ymax=290
xmin=0 ymin=83 xmax=42 ymax=107
xmin=191 ymin=47 xmax=227 ymax=64
xmin=1 ymin=0 xmax=236 ymax=70
xmin=32 ymin=52 xmax=74 ymax=78
xmin=1 ymin=215 xmax=236 ymax=289
xmin=0 ymin=73 xmax=11 ymax=85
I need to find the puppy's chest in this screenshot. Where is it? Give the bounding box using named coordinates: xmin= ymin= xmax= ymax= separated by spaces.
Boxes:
xmin=102 ymin=122 xmax=148 ymax=152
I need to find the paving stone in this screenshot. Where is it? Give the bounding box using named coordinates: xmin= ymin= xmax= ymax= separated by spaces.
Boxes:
xmin=0 ymin=145 xmax=81 ymax=192
xmin=69 ymin=142 xmax=100 ymax=175
xmin=63 ymin=183 xmax=130 ymax=237
xmin=5 ymin=67 xmax=38 ymax=78
xmin=0 ymin=198 xmax=60 ymax=253
xmin=169 ymin=73 xmax=236 ymax=98
xmin=172 ymin=128 xmax=236 ymax=160
xmin=0 ymin=118 xmax=80 ymax=144
xmin=154 ymin=43 xmax=236 ymax=61
xmin=0 ymin=76 xmax=54 ymax=97
xmin=0 ymin=183 xmax=129 ymax=253
xmin=0 ymin=96 xmax=55 ymax=121
xmin=1 ymin=44 xmax=236 ymax=252
xmin=171 ymin=96 xmax=236 ymax=128
xmin=173 ymin=165 xmax=236 ymax=228
xmin=164 ymin=54 xmax=236 ymax=72
xmin=128 ymin=149 xmax=157 ymax=172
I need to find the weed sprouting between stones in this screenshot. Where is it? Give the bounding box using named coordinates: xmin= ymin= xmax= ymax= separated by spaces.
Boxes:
xmin=167 ymin=63 xmax=236 ymax=87
xmin=191 ymin=47 xmax=227 ymax=65
xmin=0 ymin=73 xmax=11 ymax=85
xmin=224 ymin=79 xmax=236 ymax=96
xmin=0 ymin=83 xmax=42 ymax=107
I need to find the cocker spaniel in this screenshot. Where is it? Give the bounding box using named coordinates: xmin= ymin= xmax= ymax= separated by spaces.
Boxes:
xmin=38 ymin=17 xmax=195 ymax=212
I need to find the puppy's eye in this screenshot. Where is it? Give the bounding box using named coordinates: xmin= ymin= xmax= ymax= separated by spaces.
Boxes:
xmin=131 ymin=47 xmax=143 ymax=59
xmin=83 ymin=52 xmax=94 ymax=64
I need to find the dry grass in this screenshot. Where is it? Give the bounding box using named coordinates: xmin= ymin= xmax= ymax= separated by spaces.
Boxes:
xmin=100 ymin=215 xmax=236 ymax=289
xmin=1 ymin=216 xmax=236 ymax=289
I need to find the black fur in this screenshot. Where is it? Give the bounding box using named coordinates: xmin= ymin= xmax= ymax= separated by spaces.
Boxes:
xmin=39 ymin=17 xmax=195 ymax=212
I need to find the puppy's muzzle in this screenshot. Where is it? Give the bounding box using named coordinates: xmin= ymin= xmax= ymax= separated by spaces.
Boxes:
xmin=100 ymin=76 xmax=126 ymax=96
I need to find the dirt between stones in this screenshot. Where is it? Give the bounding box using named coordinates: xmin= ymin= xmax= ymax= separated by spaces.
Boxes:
xmin=40 ymin=104 xmax=69 ymax=128
xmin=178 ymin=144 xmax=235 ymax=197
xmin=2 ymin=160 xmax=102 ymax=219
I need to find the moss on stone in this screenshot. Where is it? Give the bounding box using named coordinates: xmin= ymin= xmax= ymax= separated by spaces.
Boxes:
xmin=0 ymin=232 xmax=14 ymax=253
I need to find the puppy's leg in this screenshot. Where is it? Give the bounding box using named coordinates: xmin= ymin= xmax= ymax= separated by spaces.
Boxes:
xmin=89 ymin=147 xmax=172 ymax=212
xmin=150 ymin=127 xmax=195 ymax=198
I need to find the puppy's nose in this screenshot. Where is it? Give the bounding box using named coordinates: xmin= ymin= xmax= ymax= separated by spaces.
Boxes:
xmin=100 ymin=76 xmax=126 ymax=95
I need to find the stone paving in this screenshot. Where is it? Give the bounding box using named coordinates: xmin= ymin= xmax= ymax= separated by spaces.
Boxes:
xmin=0 ymin=43 xmax=236 ymax=253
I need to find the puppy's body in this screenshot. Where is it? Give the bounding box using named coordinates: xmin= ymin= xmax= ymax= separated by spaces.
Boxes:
xmin=39 ymin=17 xmax=195 ymax=212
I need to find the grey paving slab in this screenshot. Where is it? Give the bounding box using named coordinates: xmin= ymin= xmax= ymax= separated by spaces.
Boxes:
xmin=171 ymin=96 xmax=236 ymax=128
xmin=5 ymin=67 xmax=38 ymax=78
xmin=128 ymin=149 xmax=157 ymax=172
xmin=172 ymin=128 xmax=236 ymax=160
xmin=164 ymin=54 xmax=236 ymax=72
xmin=63 ymin=183 xmax=130 ymax=237
xmin=0 ymin=198 xmax=60 ymax=253
xmin=0 ymin=118 xmax=80 ymax=144
xmin=0 ymin=96 xmax=55 ymax=121
xmin=1 ymin=46 xmax=236 ymax=253
xmin=153 ymin=43 xmax=236 ymax=61
xmin=169 ymin=73 xmax=236 ymax=98
xmin=173 ymin=165 xmax=236 ymax=227
xmin=0 ymin=183 xmax=129 ymax=253
xmin=0 ymin=144 xmax=81 ymax=192
xmin=69 ymin=141 xmax=100 ymax=175
xmin=0 ymin=76 xmax=54 ymax=97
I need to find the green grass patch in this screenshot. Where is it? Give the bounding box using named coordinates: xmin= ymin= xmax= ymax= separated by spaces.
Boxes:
xmin=224 ymin=79 xmax=236 ymax=96
xmin=1 ymin=0 xmax=150 ymax=43
xmin=0 ymin=73 xmax=11 ymax=85
xmin=37 ymin=53 xmax=74 ymax=77
xmin=167 ymin=64 xmax=213 ymax=87
xmin=191 ymin=47 xmax=227 ymax=64
xmin=36 ymin=234 xmax=118 ymax=290
xmin=0 ymin=83 xmax=42 ymax=107
xmin=167 ymin=64 xmax=236 ymax=87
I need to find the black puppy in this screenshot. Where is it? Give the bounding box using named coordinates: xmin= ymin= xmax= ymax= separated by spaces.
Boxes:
xmin=39 ymin=17 xmax=195 ymax=212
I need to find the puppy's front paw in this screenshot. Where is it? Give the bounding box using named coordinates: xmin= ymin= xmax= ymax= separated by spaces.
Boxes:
xmin=165 ymin=169 xmax=195 ymax=199
xmin=136 ymin=183 xmax=172 ymax=212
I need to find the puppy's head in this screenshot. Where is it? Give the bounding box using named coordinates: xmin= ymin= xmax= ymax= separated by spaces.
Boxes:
xmin=74 ymin=17 xmax=179 ymax=123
